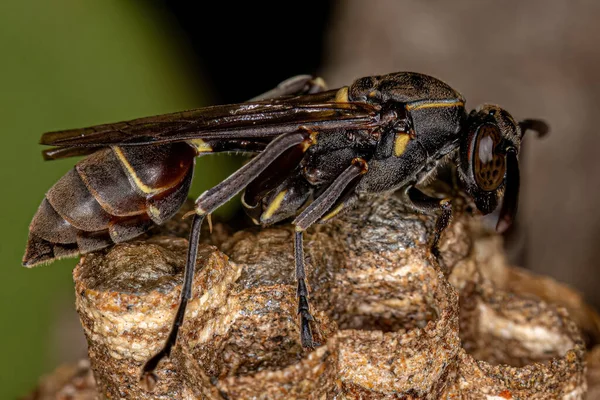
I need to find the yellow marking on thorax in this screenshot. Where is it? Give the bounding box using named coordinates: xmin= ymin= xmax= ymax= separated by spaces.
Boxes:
xmin=309 ymin=130 xmax=318 ymax=145
xmin=300 ymin=129 xmax=319 ymax=151
xmin=189 ymin=139 xmax=213 ymax=153
xmin=405 ymin=100 xmax=464 ymax=111
xmin=300 ymin=139 xmax=312 ymax=152
xmin=321 ymin=202 xmax=345 ymax=222
xmin=262 ymin=190 xmax=287 ymax=220
xmin=113 ymin=146 xmax=158 ymax=195
xmin=335 ymin=86 xmax=349 ymax=103
xmin=394 ymin=133 xmax=411 ymax=157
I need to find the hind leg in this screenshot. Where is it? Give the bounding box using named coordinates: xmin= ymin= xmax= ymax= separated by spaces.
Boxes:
xmin=141 ymin=131 xmax=311 ymax=385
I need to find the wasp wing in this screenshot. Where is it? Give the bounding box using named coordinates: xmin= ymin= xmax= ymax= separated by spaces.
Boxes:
xmin=40 ymin=91 xmax=378 ymax=157
xmin=42 ymin=146 xmax=104 ymax=161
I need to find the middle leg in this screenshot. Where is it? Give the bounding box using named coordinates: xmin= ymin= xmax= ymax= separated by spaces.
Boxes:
xmin=294 ymin=230 xmax=314 ymax=348
xmin=292 ymin=158 xmax=368 ymax=347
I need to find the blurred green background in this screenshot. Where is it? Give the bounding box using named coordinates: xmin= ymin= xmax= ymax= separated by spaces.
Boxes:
xmin=0 ymin=2 xmax=326 ymax=397
xmin=0 ymin=2 xmax=221 ymax=398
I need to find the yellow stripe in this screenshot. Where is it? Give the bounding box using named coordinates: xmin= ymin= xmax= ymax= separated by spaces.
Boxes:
xmin=394 ymin=134 xmax=411 ymax=157
xmin=335 ymin=86 xmax=349 ymax=103
xmin=189 ymin=139 xmax=213 ymax=153
xmin=300 ymin=129 xmax=319 ymax=151
xmin=240 ymin=192 xmax=255 ymax=210
xmin=148 ymin=205 xmax=161 ymax=221
xmin=406 ymin=100 xmax=464 ymax=111
xmin=113 ymin=146 xmax=158 ymax=195
xmin=321 ymin=203 xmax=345 ymax=222
xmin=309 ymin=130 xmax=318 ymax=146
xmin=262 ymin=190 xmax=287 ymax=220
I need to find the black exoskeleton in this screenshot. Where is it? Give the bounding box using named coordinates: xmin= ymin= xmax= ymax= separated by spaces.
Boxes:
xmin=23 ymin=72 xmax=548 ymax=385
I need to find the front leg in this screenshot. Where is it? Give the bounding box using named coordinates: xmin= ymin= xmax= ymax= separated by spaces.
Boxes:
xmin=405 ymin=187 xmax=452 ymax=259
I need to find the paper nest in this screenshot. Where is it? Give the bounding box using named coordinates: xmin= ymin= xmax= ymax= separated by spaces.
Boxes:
xmin=26 ymin=197 xmax=600 ymax=399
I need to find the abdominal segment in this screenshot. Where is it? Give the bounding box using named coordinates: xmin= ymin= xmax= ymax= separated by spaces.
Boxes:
xmin=23 ymin=143 xmax=196 ymax=266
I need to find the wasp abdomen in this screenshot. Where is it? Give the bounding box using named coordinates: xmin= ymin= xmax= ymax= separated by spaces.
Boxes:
xmin=77 ymin=149 xmax=148 ymax=216
xmin=46 ymin=169 xmax=112 ymax=231
xmin=23 ymin=143 xmax=196 ymax=266
xmin=108 ymin=214 xmax=154 ymax=243
xmin=30 ymin=199 xmax=80 ymax=244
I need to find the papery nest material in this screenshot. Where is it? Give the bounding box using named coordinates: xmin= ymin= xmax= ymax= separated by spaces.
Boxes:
xmin=33 ymin=196 xmax=588 ymax=399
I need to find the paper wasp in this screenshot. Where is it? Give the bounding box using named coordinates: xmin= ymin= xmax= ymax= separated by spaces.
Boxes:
xmin=23 ymin=71 xmax=548 ymax=383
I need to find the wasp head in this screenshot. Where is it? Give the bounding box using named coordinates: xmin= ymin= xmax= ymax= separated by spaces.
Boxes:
xmin=457 ymin=105 xmax=548 ymax=233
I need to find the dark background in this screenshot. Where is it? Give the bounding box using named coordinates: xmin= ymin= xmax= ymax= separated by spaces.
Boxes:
xmin=1 ymin=1 xmax=598 ymax=398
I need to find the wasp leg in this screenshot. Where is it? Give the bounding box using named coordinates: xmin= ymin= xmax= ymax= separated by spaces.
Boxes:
xmin=141 ymin=131 xmax=310 ymax=384
xmin=406 ymin=187 xmax=452 ymax=259
xmin=141 ymin=213 xmax=204 ymax=387
xmin=196 ymin=131 xmax=309 ymax=215
xmin=292 ymin=158 xmax=368 ymax=347
xmin=293 ymin=158 xmax=368 ymax=230
xmin=250 ymin=75 xmax=327 ymax=101
xmin=294 ymin=230 xmax=314 ymax=347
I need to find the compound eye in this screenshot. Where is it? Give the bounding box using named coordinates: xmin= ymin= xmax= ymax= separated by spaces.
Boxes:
xmin=473 ymin=124 xmax=505 ymax=191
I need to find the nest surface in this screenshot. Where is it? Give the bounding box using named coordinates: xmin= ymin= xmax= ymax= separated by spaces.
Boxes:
xmin=26 ymin=197 xmax=598 ymax=399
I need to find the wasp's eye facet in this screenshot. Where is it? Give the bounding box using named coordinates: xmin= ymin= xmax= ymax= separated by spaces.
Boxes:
xmin=478 ymin=135 xmax=494 ymax=163
xmin=473 ymin=124 xmax=505 ymax=191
